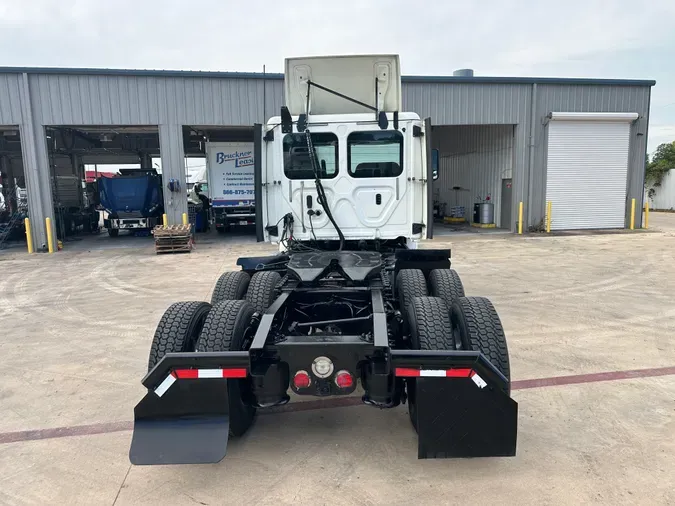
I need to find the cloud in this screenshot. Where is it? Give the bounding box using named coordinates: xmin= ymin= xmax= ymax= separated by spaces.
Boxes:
xmin=1 ymin=0 xmax=673 ymax=151
xmin=648 ymin=125 xmax=675 ymax=154
xmin=1 ymin=0 xmax=673 ymax=74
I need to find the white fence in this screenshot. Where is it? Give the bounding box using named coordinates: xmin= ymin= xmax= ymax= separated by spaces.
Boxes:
xmin=646 ymin=169 xmax=675 ymax=211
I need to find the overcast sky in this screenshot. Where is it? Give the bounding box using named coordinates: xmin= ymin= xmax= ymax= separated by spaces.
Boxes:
xmin=1 ymin=0 xmax=673 ymax=154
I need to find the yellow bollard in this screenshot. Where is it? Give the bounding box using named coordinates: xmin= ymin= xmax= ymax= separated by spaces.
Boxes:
xmin=162 ymin=213 xmax=168 ymax=227
xmin=644 ymin=201 xmax=649 ymax=229
xmin=546 ymin=201 xmax=552 ymax=233
xmin=24 ymin=218 xmax=34 ymax=254
xmin=518 ymin=202 xmax=524 ymax=235
xmin=630 ymin=198 xmax=635 ymax=230
xmin=182 ymin=212 xmax=188 ymax=226
xmin=45 ymin=217 xmax=55 ymax=253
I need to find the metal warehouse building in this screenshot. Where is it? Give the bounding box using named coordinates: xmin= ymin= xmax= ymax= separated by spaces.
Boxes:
xmin=0 ymin=67 xmax=654 ymax=250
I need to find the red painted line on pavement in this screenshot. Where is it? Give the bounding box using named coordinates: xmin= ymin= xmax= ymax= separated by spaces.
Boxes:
xmin=510 ymin=365 xmax=675 ymax=390
xmin=0 ymin=421 xmax=133 ymax=445
xmin=1 ymin=365 xmax=673 ymax=446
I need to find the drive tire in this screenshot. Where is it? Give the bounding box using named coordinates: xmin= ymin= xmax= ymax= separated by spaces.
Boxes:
xmin=406 ymin=296 xmax=454 ymax=431
xmin=451 ymin=296 xmax=511 ymax=392
xmin=107 ymin=228 xmax=119 ymax=237
xmin=196 ymin=300 xmax=257 ymax=437
xmin=147 ymin=301 xmax=212 ymax=372
xmin=245 ymin=271 xmax=281 ymax=313
xmin=429 ymin=269 xmax=465 ymax=311
xmin=211 ymin=271 xmax=251 ymax=304
xmin=396 ymin=269 xmax=428 ymax=313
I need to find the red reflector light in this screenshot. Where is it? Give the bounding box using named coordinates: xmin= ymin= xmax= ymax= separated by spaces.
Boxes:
xmin=335 ymin=370 xmax=353 ymax=389
xmin=293 ymin=370 xmax=311 ymax=389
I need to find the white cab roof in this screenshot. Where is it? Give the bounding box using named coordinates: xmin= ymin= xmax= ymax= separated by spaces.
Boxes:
xmin=284 ymin=55 xmax=402 ymax=116
xmin=266 ymin=112 xmax=419 ymax=127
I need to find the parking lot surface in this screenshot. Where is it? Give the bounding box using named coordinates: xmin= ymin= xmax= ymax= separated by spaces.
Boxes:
xmin=1 ymin=215 xmax=674 ymax=505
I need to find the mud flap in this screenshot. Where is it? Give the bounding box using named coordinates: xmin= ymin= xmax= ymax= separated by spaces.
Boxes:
xmin=129 ymin=379 xmax=230 ymax=465
xmin=416 ymin=377 xmax=518 ymax=458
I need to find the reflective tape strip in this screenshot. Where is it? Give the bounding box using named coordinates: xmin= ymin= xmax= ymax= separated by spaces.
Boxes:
xmin=394 ymin=367 xmax=474 ymax=378
xmin=153 ymin=368 xmax=247 ymax=397
xmin=420 ymin=369 xmax=446 ymax=377
xmin=443 ymin=369 xmax=473 ymax=378
xmin=175 ymin=369 xmax=198 ymax=379
xmin=395 ymin=368 xmax=421 ymax=377
xmin=221 ymin=368 xmax=248 ymax=378
xmin=198 ymin=369 xmax=223 ymax=378
xmin=470 ymin=371 xmax=487 ymax=389
xmin=174 ymin=368 xmax=247 ymax=379
xmin=154 ymin=373 xmax=176 ymax=397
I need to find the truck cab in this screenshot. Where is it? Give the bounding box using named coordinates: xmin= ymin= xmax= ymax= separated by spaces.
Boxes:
xmin=260 ymin=112 xmax=430 ymax=245
xmin=256 ymin=54 xmax=434 ymax=247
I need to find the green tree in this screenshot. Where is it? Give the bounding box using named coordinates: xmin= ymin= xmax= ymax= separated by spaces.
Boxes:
xmin=645 ymin=141 xmax=675 ymax=197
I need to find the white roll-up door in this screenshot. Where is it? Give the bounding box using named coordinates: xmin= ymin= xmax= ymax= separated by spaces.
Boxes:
xmin=545 ymin=112 xmax=637 ymax=230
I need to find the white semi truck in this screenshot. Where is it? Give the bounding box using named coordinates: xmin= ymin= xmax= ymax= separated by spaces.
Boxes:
xmin=130 ymin=54 xmax=517 ymax=465
xmin=205 ymin=142 xmax=255 ymax=233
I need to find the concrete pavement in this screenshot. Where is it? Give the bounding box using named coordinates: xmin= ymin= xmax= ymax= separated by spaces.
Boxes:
xmin=1 ymin=214 xmax=674 ymax=505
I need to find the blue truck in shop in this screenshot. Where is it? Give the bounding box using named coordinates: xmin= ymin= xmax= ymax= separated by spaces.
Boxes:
xmin=98 ymin=168 xmax=164 ymax=237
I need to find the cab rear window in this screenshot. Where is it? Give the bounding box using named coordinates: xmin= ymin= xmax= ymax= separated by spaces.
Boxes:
xmin=348 ymin=131 xmax=403 ymax=178
xmin=283 ymin=133 xmax=338 ymax=179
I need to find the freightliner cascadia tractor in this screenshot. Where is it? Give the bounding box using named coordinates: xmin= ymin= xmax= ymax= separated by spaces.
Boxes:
xmin=129 ymin=55 xmax=517 ymax=464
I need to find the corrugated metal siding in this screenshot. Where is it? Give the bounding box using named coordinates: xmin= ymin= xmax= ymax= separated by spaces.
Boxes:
xmin=9 ymin=76 xmax=530 ymax=125
xmin=26 ymin=74 xmax=285 ymax=126
xmin=0 ymin=73 xmax=23 ymax=124
xmin=403 ymin=83 xmax=528 ymax=124
xmin=433 ymin=125 xmax=514 ymax=227
xmin=546 ymin=121 xmax=630 ymax=229
xmin=0 ymin=70 xmax=653 ymax=232
xmin=17 ymin=72 xmax=57 ymax=249
xmin=647 ymin=169 xmax=675 ymax=210
xmin=534 ymin=84 xmax=650 ymax=228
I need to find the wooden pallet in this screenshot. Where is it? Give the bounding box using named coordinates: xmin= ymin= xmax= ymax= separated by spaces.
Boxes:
xmin=153 ymin=225 xmax=193 ymax=254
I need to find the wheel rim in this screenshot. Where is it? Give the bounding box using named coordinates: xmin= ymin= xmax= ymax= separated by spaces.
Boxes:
xmin=452 ymin=323 xmax=464 ymax=350
xmin=186 ymin=310 xmax=210 ymax=352
xmin=240 ymin=315 xmax=259 ymax=352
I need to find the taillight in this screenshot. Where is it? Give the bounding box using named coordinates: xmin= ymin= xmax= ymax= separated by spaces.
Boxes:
xmin=335 ymin=370 xmax=353 ymax=389
xmin=293 ymin=370 xmax=311 ymax=389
